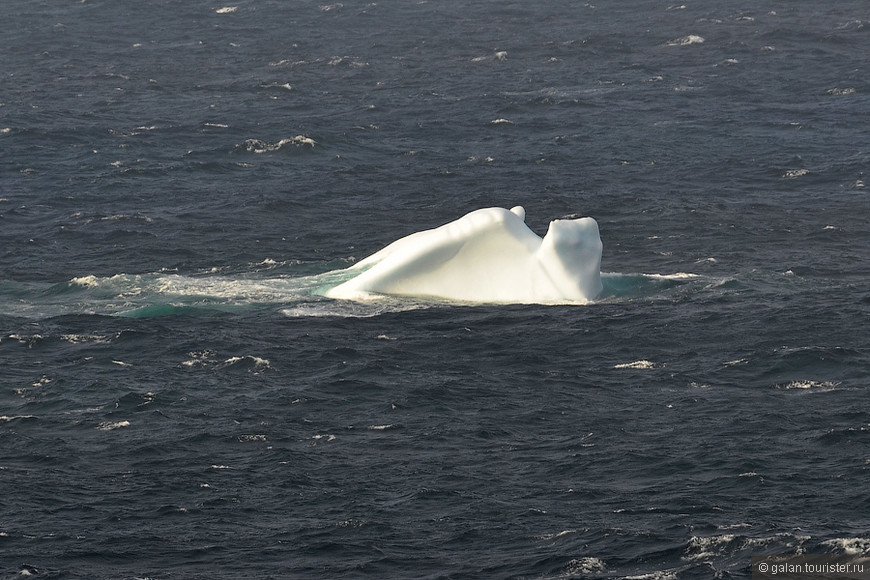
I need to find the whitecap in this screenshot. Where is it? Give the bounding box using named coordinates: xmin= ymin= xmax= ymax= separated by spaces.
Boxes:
xmin=61 ymin=334 xmax=110 ymax=344
xmin=777 ymin=380 xmax=840 ymax=391
xmin=667 ymin=35 xmax=705 ymax=46
xmin=239 ymin=434 xmax=267 ymax=442
xmin=71 ymin=275 xmax=100 ymax=288
xmin=97 ymin=420 xmax=131 ymax=431
xmin=223 ymin=355 xmax=272 ymax=372
xmin=558 ymin=557 xmax=606 ymax=576
xmin=240 ymin=136 xmax=316 ymax=153
xmin=215 ymin=6 xmax=238 ymax=14
xmin=182 ymin=350 xmax=217 ymax=368
xmin=718 ymin=522 xmax=752 ymax=530
xmin=683 ymin=534 xmax=736 ymax=561
xmin=822 ymin=537 xmax=870 ymax=555
xmin=367 ymin=424 xmax=398 ymax=431
xmin=625 ymin=572 xmax=679 ymax=580
xmin=643 ymin=272 xmax=699 ymax=280
xmin=614 ymin=360 xmax=656 ymax=370
xmin=783 ymin=168 xmax=809 ymax=178
xmin=536 ymin=529 xmax=578 ymax=541
xmin=472 ymin=51 xmax=507 ymax=62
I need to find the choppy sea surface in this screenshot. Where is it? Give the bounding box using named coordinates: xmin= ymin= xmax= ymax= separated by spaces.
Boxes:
xmin=2 ymin=1 xmax=869 ymax=578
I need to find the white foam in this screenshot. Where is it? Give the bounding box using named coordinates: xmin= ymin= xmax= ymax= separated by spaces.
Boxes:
xmin=642 ymin=272 xmax=699 ymax=280
xmin=325 ymin=206 xmax=602 ymax=304
xmin=822 ymin=537 xmax=870 ymax=555
xmin=536 ymin=529 xmax=578 ymax=541
xmin=71 ymin=275 xmax=100 ymax=288
xmin=614 ymin=360 xmax=656 ymax=370
xmin=667 ymin=35 xmax=705 ymax=46
xmin=61 ymin=334 xmax=110 ymax=344
xmin=472 ymin=51 xmax=508 ymax=62
xmin=624 ymin=572 xmax=678 ymax=580
xmin=239 ymin=434 xmax=267 ymax=442
xmin=559 ymin=557 xmax=606 ymax=576
xmin=182 ymin=350 xmax=216 ymax=368
xmin=215 ymin=6 xmax=238 ymax=14
xmin=777 ymin=380 xmax=840 ymax=391
xmin=241 ymin=136 xmax=316 ymax=153
xmin=723 ymin=358 xmax=748 ymax=366
xmin=684 ymin=533 xmax=810 ymax=562
xmin=683 ymin=534 xmax=736 ymax=561
xmin=224 ymin=355 xmax=272 ymax=372
xmin=827 ymin=87 xmax=857 ymax=96
xmin=97 ymin=420 xmax=130 ymax=431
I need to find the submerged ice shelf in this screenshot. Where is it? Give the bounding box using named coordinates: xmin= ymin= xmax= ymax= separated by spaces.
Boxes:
xmin=325 ymin=206 xmax=603 ymax=305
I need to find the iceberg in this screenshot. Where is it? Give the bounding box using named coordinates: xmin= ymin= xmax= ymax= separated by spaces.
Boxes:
xmin=325 ymin=206 xmax=603 ymax=304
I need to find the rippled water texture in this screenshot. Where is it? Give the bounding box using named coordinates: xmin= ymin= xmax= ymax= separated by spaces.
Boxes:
xmin=1 ymin=1 xmax=869 ymax=578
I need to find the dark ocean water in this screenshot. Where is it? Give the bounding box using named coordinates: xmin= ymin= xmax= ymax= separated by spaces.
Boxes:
xmin=2 ymin=1 xmax=870 ymax=578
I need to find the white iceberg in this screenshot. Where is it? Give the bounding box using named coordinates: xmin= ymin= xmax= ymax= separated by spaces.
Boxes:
xmin=325 ymin=206 xmax=602 ymax=304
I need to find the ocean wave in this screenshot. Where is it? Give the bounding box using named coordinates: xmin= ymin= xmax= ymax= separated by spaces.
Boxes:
xmin=222 ymin=355 xmax=272 ymax=373
xmin=683 ymin=533 xmax=810 ymax=562
xmin=614 ymin=360 xmax=657 ymax=370
xmin=234 ymin=136 xmax=317 ymax=154
xmin=821 ymin=537 xmax=870 ymax=555
xmin=776 ymin=380 xmax=840 ymax=391
xmin=97 ymin=420 xmax=131 ymax=431
xmin=666 ymin=35 xmax=705 ymax=46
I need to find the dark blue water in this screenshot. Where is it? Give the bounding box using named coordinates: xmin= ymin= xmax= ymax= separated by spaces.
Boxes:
xmin=2 ymin=1 xmax=869 ymax=578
